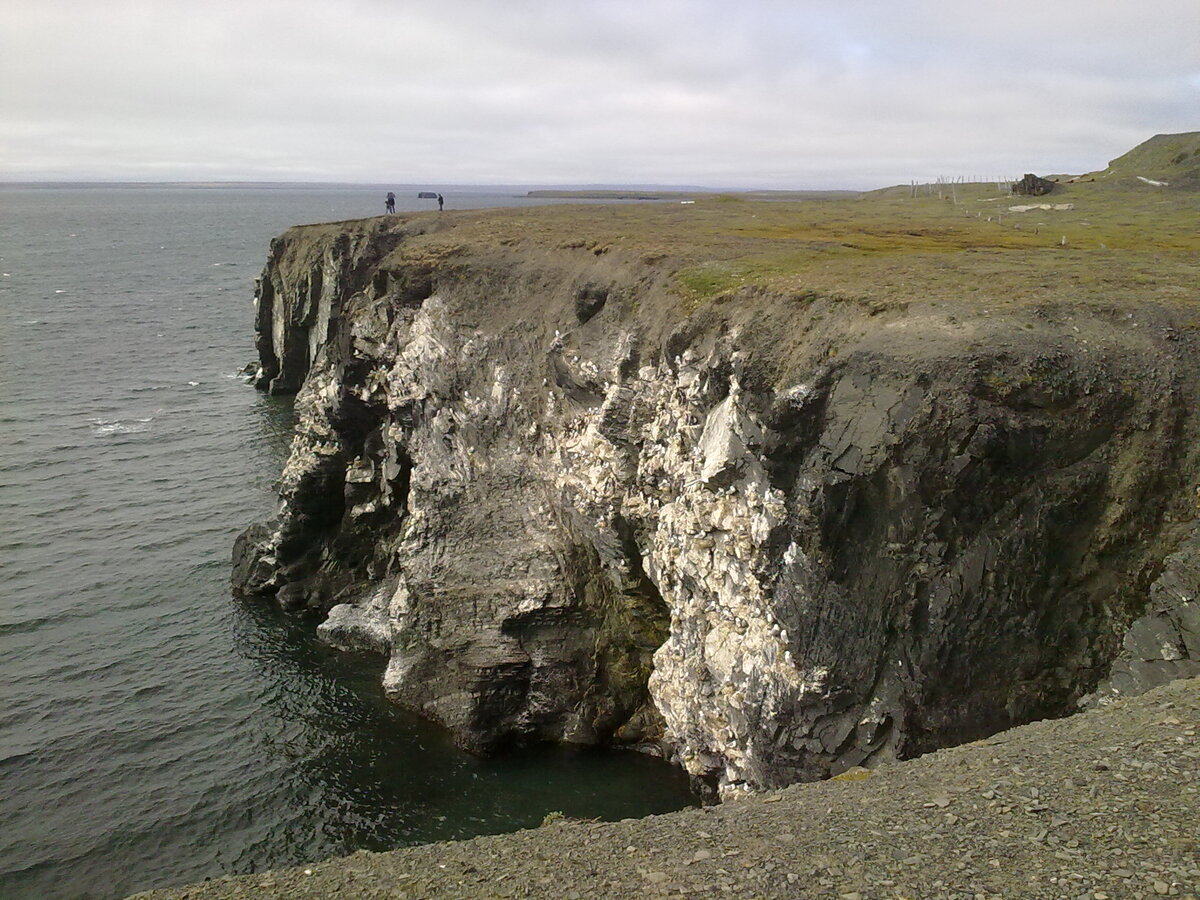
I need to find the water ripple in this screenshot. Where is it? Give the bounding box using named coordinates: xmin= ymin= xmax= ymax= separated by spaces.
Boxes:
xmin=0 ymin=186 xmax=695 ymax=900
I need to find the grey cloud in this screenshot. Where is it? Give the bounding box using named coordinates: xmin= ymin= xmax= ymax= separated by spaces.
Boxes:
xmin=2 ymin=0 xmax=1197 ymax=186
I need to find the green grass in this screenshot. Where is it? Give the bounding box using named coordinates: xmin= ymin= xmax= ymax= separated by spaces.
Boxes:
xmin=299 ymin=164 xmax=1199 ymax=317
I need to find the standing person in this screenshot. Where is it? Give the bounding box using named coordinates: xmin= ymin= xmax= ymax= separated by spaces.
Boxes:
xmin=437 ymin=193 xmax=444 ymax=211
xmin=385 ymin=191 xmax=396 ymax=214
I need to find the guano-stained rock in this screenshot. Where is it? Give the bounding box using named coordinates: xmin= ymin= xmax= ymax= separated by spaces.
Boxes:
xmin=232 ymin=214 xmax=1200 ymax=797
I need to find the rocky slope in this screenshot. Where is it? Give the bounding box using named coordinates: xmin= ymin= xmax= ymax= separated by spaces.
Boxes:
xmin=233 ymin=200 xmax=1200 ymax=796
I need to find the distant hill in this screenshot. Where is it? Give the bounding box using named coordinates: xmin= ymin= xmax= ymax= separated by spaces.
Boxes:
xmin=1089 ymin=131 xmax=1200 ymax=189
xmin=525 ymin=189 xmax=859 ymax=201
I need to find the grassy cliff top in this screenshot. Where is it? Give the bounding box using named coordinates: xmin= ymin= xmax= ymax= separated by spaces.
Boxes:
xmin=290 ymin=175 xmax=1198 ymax=319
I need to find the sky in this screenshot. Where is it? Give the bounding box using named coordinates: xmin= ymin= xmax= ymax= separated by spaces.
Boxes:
xmin=2 ymin=0 xmax=1197 ymax=189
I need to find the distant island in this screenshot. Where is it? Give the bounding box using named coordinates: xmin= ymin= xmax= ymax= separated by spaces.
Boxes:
xmin=526 ymin=188 xmax=860 ymax=201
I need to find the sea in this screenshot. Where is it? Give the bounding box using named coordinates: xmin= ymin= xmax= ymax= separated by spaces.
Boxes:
xmin=0 ymin=185 xmax=695 ymax=900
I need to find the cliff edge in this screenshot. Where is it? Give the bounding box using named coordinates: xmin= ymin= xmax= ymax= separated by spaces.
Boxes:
xmin=233 ymin=187 xmax=1200 ymax=796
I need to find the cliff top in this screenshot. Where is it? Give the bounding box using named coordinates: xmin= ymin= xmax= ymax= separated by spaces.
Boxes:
xmin=256 ymin=172 xmax=1199 ymax=408
xmin=131 ymin=677 xmax=1200 ymax=899
xmin=282 ymin=175 xmax=1199 ymax=321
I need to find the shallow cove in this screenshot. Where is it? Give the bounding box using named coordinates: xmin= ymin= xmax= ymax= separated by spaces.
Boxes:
xmin=0 ymin=186 xmax=695 ymax=900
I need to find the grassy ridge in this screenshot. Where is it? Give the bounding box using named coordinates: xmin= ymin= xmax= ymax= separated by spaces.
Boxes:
xmin=1097 ymin=131 xmax=1200 ymax=184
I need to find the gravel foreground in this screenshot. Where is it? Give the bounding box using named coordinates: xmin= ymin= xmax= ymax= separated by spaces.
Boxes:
xmin=132 ymin=678 xmax=1198 ymax=900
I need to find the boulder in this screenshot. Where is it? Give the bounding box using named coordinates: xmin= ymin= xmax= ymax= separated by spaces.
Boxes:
xmin=1012 ymin=173 xmax=1056 ymax=196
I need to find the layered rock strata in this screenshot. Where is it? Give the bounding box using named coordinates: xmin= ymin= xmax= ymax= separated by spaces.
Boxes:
xmin=235 ymin=215 xmax=1200 ymax=795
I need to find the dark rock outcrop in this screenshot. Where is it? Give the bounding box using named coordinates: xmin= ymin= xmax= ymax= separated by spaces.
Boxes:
xmin=1084 ymin=531 xmax=1200 ymax=703
xmin=234 ymin=216 xmax=1200 ymax=795
xmin=1012 ymin=173 xmax=1056 ymax=196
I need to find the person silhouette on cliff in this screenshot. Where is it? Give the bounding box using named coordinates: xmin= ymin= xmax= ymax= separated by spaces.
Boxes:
xmin=437 ymin=193 xmax=444 ymax=211
xmin=385 ymin=192 xmax=396 ymax=214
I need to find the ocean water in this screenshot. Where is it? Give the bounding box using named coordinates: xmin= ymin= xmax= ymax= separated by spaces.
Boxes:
xmin=0 ymin=185 xmax=695 ymax=900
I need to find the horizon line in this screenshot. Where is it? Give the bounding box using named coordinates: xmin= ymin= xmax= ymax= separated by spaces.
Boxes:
xmin=0 ymin=178 xmax=877 ymax=192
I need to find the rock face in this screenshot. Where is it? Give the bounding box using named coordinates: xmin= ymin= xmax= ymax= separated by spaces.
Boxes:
xmin=1084 ymin=531 xmax=1200 ymax=704
xmin=234 ymin=216 xmax=1200 ymax=796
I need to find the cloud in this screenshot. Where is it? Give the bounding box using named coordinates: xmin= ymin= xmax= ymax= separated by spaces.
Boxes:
xmin=2 ymin=0 xmax=1197 ymax=186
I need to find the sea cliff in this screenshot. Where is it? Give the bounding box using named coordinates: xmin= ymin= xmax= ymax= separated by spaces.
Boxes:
xmin=233 ymin=189 xmax=1200 ymax=796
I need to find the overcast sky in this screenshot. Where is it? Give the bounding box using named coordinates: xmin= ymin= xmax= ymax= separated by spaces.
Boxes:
xmin=2 ymin=0 xmax=1197 ymax=188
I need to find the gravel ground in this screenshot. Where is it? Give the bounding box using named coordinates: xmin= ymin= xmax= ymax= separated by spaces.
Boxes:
xmin=132 ymin=678 xmax=1199 ymax=900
